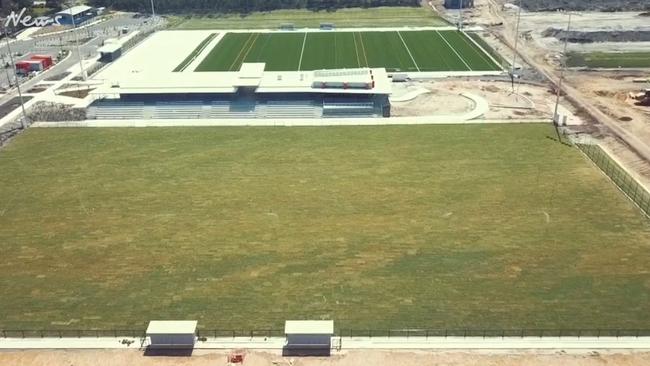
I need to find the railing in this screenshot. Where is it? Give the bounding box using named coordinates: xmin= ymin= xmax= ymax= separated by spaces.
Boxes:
xmin=0 ymin=329 xmax=144 ymax=338
xmin=335 ymin=329 xmax=650 ymax=339
xmin=577 ymin=143 xmax=650 ymax=218
xmin=3 ymin=328 xmax=650 ymax=339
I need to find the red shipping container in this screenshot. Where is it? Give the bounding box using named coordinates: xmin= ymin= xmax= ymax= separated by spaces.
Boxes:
xmin=24 ymin=60 xmax=44 ymax=72
xmin=15 ymin=61 xmax=31 ymax=73
xmin=30 ymin=55 xmax=53 ymax=68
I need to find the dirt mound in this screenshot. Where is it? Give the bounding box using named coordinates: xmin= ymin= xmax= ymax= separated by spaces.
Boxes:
xmin=521 ymin=0 xmax=650 ymax=12
xmin=542 ymin=29 xmax=650 ymax=43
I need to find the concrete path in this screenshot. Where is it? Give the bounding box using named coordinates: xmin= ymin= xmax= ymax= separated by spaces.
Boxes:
xmin=2 ymin=336 xmax=650 ymax=350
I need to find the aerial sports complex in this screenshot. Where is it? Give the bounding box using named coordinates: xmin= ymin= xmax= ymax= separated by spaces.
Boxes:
xmin=89 ymin=28 xmax=503 ymax=120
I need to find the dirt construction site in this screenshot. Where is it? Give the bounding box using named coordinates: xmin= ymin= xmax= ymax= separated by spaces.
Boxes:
xmin=3 ymin=349 xmax=650 ymax=366
xmin=446 ymin=0 xmax=650 ymax=189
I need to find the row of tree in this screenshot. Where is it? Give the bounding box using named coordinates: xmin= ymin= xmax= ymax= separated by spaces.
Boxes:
xmin=87 ymin=0 xmax=420 ymax=14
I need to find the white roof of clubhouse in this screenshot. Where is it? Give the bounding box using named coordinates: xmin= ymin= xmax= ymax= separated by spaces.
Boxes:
xmin=56 ymin=5 xmax=93 ymax=16
xmin=94 ymin=65 xmax=391 ymax=96
xmin=92 ymin=30 xmax=391 ymax=97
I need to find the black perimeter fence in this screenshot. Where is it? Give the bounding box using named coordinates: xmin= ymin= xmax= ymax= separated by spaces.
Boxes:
xmin=577 ymin=143 xmax=650 ymax=218
xmin=3 ymin=328 xmax=650 ymax=339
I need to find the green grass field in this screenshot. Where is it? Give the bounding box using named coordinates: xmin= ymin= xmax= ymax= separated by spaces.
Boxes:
xmin=1 ymin=124 xmax=649 ymax=331
xmin=194 ymin=30 xmax=501 ymax=72
xmin=169 ymin=7 xmax=447 ymax=29
xmin=567 ymin=52 xmax=650 ymax=68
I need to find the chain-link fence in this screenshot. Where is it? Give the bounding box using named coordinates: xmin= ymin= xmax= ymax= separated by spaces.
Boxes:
xmin=577 ymin=143 xmax=650 ymax=218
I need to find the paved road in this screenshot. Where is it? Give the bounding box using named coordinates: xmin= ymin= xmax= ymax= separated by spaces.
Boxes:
xmin=0 ymin=13 xmax=164 ymax=122
xmin=0 ymin=13 xmax=160 ymax=89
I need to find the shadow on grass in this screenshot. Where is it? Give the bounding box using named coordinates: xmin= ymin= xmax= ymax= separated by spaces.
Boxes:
xmin=143 ymin=347 xmax=194 ymax=357
xmin=546 ymin=135 xmax=572 ymax=147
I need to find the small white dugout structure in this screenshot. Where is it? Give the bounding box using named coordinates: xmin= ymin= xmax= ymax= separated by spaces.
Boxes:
xmin=146 ymin=320 xmax=197 ymax=349
xmin=284 ymin=320 xmax=334 ymax=355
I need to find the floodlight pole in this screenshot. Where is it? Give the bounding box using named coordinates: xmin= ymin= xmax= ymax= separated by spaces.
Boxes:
xmin=3 ymin=26 xmax=28 ymax=128
xmin=458 ymin=0 xmax=463 ymax=30
xmin=552 ymin=11 xmax=572 ymax=128
xmin=69 ymin=3 xmax=87 ymax=81
xmin=510 ymin=0 xmax=522 ymax=91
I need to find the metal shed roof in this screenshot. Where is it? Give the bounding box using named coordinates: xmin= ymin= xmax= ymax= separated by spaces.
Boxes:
xmin=56 ymin=5 xmax=93 ymax=16
xmin=98 ymin=43 xmax=122 ymax=53
xmin=285 ymin=320 xmax=334 ymax=335
xmin=146 ymin=320 xmax=198 ymax=335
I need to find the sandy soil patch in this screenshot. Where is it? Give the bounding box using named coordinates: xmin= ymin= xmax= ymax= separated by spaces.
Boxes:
xmin=392 ymin=79 xmax=566 ymax=121
xmin=2 ymin=349 xmax=650 ymax=366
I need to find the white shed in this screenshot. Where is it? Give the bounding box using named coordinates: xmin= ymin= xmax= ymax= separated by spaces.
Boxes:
xmin=284 ymin=320 xmax=334 ymax=350
xmin=146 ymin=320 xmax=197 ymax=349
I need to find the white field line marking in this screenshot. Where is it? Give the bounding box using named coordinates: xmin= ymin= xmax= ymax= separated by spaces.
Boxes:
xmin=398 ymin=31 xmax=420 ymax=72
xmin=352 ymin=32 xmax=361 ymax=67
xmin=436 ymin=30 xmax=472 ymax=71
xmin=460 ymin=30 xmax=503 ymax=71
xmin=357 ymin=32 xmax=369 ymax=67
xmin=298 ymin=32 xmax=308 ymax=71
xmin=180 ymin=33 xmax=216 ymax=72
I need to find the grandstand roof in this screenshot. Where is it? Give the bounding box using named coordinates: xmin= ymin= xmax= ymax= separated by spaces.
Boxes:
xmin=235 ymin=63 xmax=266 ymax=87
xmin=93 ymin=68 xmax=392 ymax=96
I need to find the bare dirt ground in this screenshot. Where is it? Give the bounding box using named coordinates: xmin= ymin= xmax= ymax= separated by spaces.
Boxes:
xmin=392 ymin=79 xmax=569 ymax=121
xmin=3 ymin=349 xmax=650 ymax=366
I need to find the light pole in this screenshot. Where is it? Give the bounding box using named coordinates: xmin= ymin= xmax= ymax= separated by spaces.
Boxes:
xmin=510 ymin=0 xmax=522 ymax=92
xmin=68 ymin=3 xmax=87 ymax=80
xmin=150 ymin=0 xmax=156 ymax=18
xmin=552 ymin=11 xmax=572 ymax=127
xmin=458 ymin=0 xmax=463 ymax=30
xmin=3 ymin=26 xmax=28 ymax=128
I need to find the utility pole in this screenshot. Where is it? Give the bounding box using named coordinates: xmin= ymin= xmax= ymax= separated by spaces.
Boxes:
xmin=552 ymin=11 xmax=572 ymax=142
xmin=510 ymin=0 xmax=522 ymax=92
xmin=68 ymin=3 xmax=87 ymax=80
xmin=552 ymin=11 xmax=572 ymax=126
xmin=3 ymin=26 xmax=28 ymax=128
xmin=458 ymin=0 xmax=463 ymax=30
